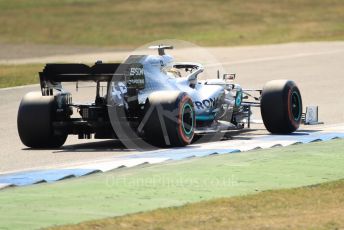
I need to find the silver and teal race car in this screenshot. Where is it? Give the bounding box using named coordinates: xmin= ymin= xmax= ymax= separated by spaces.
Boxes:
xmin=17 ymin=45 xmax=303 ymax=148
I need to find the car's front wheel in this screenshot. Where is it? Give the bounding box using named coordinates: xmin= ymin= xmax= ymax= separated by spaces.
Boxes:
xmin=260 ymin=80 xmax=302 ymax=134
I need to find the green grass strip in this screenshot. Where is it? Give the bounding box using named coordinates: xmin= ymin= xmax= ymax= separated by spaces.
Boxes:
xmin=52 ymin=179 xmax=344 ymax=230
xmin=0 ymin=139 xmax=344 ymax=229
xmin=0 ymin=64 xmax=42 ymax=88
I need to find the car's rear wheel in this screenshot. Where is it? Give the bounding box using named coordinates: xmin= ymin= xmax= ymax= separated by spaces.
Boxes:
xmin=17 ymin=92 xmax=67 ymax=148
xmin=260 ymin=80 xmax=302 ymax=134
xmin=143 ymin=91 xmax=195 ymax=146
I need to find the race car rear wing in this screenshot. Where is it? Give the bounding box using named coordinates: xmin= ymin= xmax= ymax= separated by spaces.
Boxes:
xmin=39 ymin=62 xmax=145 ymax=96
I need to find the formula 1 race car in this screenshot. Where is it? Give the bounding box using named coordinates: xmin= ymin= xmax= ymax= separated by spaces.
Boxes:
xmin=17 ymin=45 xmax=302 ymax=148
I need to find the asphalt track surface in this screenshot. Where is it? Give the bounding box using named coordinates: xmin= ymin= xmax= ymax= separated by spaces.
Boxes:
xmin=0 ymin=42 xmax=343 ymax=173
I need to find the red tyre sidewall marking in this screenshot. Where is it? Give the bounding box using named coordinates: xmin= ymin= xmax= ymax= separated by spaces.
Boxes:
xmin=178 ymin=96 xmax=194 ymax=144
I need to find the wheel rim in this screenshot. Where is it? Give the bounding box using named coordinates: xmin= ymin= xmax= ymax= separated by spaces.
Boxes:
xmin=181 ymin=103 xmax=194 ymax=135
xmin=291 ymin=91 xmax=301 ymax=121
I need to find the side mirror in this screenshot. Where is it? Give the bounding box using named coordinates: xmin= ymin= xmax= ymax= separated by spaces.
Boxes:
xmin=187 ymin=67 xmax=204 ymax=83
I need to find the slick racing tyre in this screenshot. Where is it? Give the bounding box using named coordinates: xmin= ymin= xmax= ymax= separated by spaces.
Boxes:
xmin=143 ymin=91 xmax=195 ymax=147
xmin=261 ymin=80 xmax=302 ymax=134
xmin=17 ymin=92 xmax=67 ymax=148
